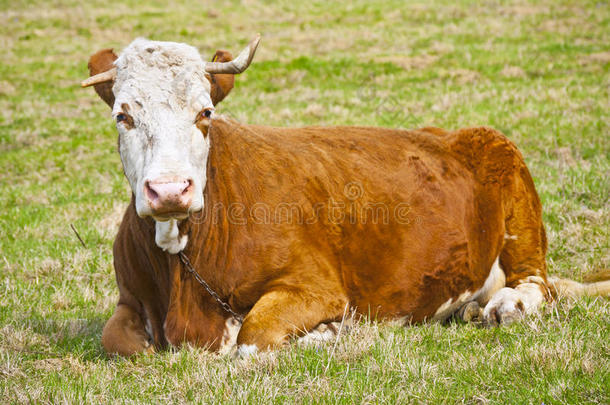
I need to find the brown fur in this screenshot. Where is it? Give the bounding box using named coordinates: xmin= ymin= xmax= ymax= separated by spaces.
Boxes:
xmin=87 ymin=49 xmax=117 ymax=107
xmin=101 ymin=304 xmax=154 ymax=356
xmin=118 ymin=103 xmax=135 ymax=129
xmin=206 ymin=50 xmax=235 ymax=105
xmin=105 ymin=119 xmax=551 ymax=354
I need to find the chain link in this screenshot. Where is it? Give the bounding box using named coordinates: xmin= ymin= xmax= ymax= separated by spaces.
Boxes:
xmin=177 ymin=251 xmax=244 ymax=323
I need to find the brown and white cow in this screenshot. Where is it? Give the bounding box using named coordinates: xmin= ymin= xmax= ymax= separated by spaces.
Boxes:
xmin=83 ymin=36 xmax=610 ymax=356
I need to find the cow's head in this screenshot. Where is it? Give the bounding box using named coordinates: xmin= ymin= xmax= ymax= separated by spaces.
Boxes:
xmin=83 ymin=36 xmax=259 ymax=223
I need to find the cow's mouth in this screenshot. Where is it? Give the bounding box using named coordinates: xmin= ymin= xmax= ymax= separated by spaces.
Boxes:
xmin=152 ymin=212 xmax=191 ymax=222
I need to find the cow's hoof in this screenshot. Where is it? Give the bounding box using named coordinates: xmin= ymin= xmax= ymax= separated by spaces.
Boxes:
xmin=457 ymin=301 xmax=483 ymax=323
xmin=482 ymin=288 xmax=525 ymax=326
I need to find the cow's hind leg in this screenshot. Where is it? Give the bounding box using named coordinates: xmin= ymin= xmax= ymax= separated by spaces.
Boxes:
xmin=482 ymin=166 xmax=550 ymax=325
xmin=102 ymin=304 xmax=154 ymax=356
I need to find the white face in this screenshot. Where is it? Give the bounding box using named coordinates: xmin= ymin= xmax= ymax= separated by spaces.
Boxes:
xmin=111 ymin=39 xmax=214 ymax=220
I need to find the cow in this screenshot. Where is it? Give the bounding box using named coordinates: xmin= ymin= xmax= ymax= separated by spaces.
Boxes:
xmin=82 ymin=35 xmax=610 ymax=357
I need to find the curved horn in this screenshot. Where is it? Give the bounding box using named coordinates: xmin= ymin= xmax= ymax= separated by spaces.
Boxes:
xmin=81 ymin=67 xmax=117 ymax=88
xmin=204 ymin=34 xmax=261 ymax=74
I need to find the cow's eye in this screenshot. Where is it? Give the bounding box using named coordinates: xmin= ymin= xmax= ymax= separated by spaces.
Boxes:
xmin=116 ymin=113 xmax=127 ymax=123
xmin=198 ymin=108 xmax=213 ymax=120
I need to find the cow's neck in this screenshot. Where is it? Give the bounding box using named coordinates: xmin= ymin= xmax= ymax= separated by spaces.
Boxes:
xmin=161 ymin=119 xmax=272 ymax=286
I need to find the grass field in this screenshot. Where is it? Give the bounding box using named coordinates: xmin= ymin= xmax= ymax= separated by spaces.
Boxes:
xmin=1 ymin=0 xmax=609 ymax=402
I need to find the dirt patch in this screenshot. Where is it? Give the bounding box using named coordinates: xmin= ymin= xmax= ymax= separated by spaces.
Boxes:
xmin=554 ymin=147 xmax=577 ymax=168
xmin=501 ymin=65 xmax=526 ymax=78
xmin=377 ymin=54 xmax=439 ymax=70
xmin=451 ymin=69 xmax=481 ymax=84
xmin=539 ymin=18 xmax=587 ymax=35
xmin=579 ymin=51 xmax=610 ymax=66
xmin=429 ymin=41 xmax=454 ymax=54
xmin=33 ymin=358 xmax=65 ymax=372
xmin=304 ymin=103 xmax=325 ymax=118
xmin=0 ymin=81 xmax=16 ymax=96
xmin=499 ymin=5 xmax=549 ymax=17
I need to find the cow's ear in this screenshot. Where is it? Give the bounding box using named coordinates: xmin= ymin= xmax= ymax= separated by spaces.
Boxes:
xmin=206 ymin=50 xmax=235 ymax=106
xmin=87 ymin=48 xmax=118 ymax=108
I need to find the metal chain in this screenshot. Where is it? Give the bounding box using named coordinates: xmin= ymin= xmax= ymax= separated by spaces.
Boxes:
xmin=177 ymin=251 xmax=244 ymax=322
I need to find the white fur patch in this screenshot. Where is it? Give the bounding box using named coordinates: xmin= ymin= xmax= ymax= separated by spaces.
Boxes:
xmin=236 ymin=344 xmax=258 ymax=357
xmin=432 ymin=256 xmax=506 ymax=321
xmin=472 ymin=256 xmax=506 ymax=305
xmin=483 ymin=282 xmax=545 ymax=324
xmin=218 ymin=318 xmax=241 ymax=355
xmin=432 ymin=290 xmax=473 ymax=321
xmin=296 ymin=321 xmax=343 ymax=346
xmin=155 ymin=219 xmax=187 ymax=253
xmin=145 ymin=317 xmax=153 ymax=342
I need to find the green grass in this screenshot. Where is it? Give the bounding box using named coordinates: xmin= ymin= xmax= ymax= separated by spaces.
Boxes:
xmin=1 ymin=0 xmax=609 ymax=402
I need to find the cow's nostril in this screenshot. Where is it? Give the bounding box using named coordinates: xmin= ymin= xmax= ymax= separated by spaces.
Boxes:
xmin=182 ymin=179 xmax=194 ymax=196
xmin=145 ymin=180 xmax=159 ymax=201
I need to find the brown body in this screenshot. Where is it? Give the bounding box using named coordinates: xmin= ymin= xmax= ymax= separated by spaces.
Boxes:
xmin=103 ymin=119 xmax=548 ymax=354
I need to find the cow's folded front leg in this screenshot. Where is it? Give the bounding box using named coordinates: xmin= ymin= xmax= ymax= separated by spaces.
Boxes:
xmin=235 ymin=289 xmax=348 ymax=356
xmin=102 ymin=304 xmax=154 ymax=356
xmin=482 ymin=280 xmax=547 ymax=325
